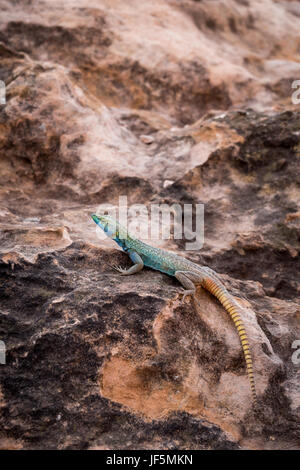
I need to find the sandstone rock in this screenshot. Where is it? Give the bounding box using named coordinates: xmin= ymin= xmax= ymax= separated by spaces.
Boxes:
xmin=0 ymin=0 xmax=299 ymax=450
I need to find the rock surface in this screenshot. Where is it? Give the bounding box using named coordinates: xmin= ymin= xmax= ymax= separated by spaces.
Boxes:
xmin=0 ymin=0 xmax=299 ymax=450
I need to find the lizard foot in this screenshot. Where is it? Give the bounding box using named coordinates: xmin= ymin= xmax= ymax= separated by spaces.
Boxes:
xmin=111 ymin=264 xmax=128 ymax=274
xmin=180 ymin=289 xmax=195 ymax=303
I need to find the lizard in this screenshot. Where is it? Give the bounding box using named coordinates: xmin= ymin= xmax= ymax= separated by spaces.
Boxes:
xmin=91 ymin=213 xmax=257 ymax=404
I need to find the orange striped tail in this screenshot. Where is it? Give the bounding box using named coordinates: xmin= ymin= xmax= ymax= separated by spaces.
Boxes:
xmin=203 ymin=276 xmax=257 ymax=404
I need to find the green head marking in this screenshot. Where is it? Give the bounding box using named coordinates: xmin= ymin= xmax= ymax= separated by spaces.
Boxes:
xmin=91 ymin=214 xmax=128 ymax=248
xmin=91 ymin=214 xmax=117 ymax=235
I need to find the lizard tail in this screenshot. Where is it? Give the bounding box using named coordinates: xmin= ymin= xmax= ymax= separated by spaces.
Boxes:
xmin=202 ymin=276 xmax=257 ymax=404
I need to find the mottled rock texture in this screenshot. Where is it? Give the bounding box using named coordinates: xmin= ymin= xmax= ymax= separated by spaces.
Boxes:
xmin=0 ymin=0 xmax=299 ymax=450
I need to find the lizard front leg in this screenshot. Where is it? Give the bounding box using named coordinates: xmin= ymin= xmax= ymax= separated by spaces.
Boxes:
xmin=112 ymin=251 xmax=144 ymax=275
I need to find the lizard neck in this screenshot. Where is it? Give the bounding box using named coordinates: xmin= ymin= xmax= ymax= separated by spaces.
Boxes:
xmin=114 ymin=235 xmax=130 ymax=253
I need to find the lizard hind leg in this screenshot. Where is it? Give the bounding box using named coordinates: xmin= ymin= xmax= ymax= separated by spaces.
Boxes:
xmin=175 ymin=271 xmax=198 ymax=302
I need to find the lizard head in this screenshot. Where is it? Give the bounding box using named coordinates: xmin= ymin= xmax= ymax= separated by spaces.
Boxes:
xmin=91 ymin=214 xmax=126 ymax=242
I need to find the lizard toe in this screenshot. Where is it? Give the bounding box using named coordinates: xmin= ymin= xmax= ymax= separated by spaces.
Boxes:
xmin=181 ymin=289 xmax=195 ymax=302
xmin=111 ymin=264 xmax=124 ymax=273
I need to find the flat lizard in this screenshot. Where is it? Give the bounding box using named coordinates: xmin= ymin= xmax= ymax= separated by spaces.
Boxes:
xmin=91 ymin=213 xmax=257 ymax=404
